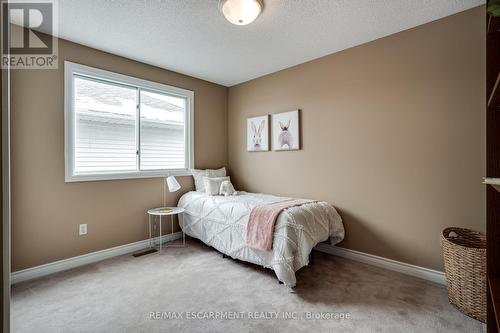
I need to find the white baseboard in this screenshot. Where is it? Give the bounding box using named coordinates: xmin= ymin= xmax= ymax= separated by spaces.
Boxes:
xmin=314 ymin=243 xmax=446 ymax=285
xmin=11 ymin=232 xmax=182 ymax=285
xmin=11 ymin=235 xmax=445 ymax=286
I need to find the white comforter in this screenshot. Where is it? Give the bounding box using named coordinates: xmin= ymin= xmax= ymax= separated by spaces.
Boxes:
xmin=178 ymin=191 xmax=345 ymax=287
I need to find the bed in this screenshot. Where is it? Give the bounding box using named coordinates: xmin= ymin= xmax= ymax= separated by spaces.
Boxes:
xmin=178 ymin=191 xmax=345 ymax=287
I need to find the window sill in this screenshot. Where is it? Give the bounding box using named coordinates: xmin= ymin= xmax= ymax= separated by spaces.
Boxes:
xmin=65 ymin=169 xmax=192 ymax=183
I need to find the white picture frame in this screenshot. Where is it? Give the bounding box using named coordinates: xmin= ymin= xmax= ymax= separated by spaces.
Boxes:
xmin=247 ymin=115 xmax=269 ymax=152
xmin=272 ymin=110 xmax=300 ymax=151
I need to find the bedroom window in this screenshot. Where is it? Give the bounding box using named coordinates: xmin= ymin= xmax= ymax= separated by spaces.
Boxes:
xmin=64 ymin=61 xmax=194 ymax=182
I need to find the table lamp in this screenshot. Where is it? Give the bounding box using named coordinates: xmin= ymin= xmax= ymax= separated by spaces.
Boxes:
xmin=160 ymin=176 xmax=181 ymax=213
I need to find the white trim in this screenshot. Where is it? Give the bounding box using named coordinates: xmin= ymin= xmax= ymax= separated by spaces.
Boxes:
xmin=10 ymin=232 xmax=182 ymax=285
xmin=64 ymin=61 xmax=195 ymax=183
xmin=10 ymin=236 xmax=446 ymax=286
xmin=63 ymin=169 xmax=193 ymax=183
xmin=314 ymin=243 xmax=446 ymax=285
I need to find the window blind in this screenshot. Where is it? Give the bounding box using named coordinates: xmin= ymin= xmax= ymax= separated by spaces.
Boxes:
xmin=74 ymin=77 xmax=137 ymax=173
xmin=140 ymin=90 xmax=186 ymax=170
xmin=71 ymin=75 xmax=187 ymax=176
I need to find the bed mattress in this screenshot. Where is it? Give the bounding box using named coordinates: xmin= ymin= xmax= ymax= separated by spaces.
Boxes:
xmin=178 ymin=191 xmax=344 ymax=287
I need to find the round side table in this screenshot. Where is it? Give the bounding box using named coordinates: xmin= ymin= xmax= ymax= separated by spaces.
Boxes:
xmin=147 ymin=207 xmax=185 ymax=252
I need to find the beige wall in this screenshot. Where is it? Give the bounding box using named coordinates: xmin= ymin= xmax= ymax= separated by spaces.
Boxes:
xmin=227 ymin=7 xmax=486 ymax=271
xmin=11 ymin=38 xmax=228 ymax=271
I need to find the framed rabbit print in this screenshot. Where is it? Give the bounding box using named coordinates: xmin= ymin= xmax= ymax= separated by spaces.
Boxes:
xmin=247 ymin=115 xmax=269 ymax=152
xmin=272 ymin=110 xmax=300 ymax=151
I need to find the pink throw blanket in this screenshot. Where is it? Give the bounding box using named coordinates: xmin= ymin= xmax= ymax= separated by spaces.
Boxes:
xmin=246 ymin=199 xmax=315 ymax=251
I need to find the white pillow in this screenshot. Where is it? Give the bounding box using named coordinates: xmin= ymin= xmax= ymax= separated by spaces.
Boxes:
xmin=210 ymin=167 xmax=226 ymax=178
xmin=191 ymin=167 xmax=226 ymax=192
xmin=191 ymin=169 xmax=207 ymax=192
xmin=219 ymin=180 xmax=237 ymax=196
xmin=203 ymin=176 xmax=230 ymax=196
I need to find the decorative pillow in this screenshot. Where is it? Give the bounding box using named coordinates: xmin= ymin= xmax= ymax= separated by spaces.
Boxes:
xmin=203 ymin=176 xmax=230 ymax=196
xmin=219 ymin=180 xmax=237 ymax=196
xmin=191 ymin=167 xmax=226 ymax=192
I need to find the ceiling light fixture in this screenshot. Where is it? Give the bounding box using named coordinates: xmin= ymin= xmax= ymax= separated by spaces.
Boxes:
xmin=220 ymin=0 xmax=263 ymax=26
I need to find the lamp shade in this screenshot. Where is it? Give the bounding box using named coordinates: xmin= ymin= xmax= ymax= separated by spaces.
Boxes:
xmin=166 ymin=176 xmax=181 ymax=193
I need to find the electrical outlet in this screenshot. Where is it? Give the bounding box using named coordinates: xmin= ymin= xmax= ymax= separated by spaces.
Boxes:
xmin=79 ymin=224 xmax=87 ymax=236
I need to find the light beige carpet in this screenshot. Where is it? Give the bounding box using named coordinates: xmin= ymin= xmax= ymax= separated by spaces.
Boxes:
xmin=11 ymin=239 xmax=484 ymax=333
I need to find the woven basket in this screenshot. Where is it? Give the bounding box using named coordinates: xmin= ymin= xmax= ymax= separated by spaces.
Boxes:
xmin=441 ymin=227 xmax=486 ymax=322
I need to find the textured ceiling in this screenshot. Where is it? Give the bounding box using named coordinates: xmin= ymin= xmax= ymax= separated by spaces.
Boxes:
xmin=50 ymin=0 xmax=484 ymax=86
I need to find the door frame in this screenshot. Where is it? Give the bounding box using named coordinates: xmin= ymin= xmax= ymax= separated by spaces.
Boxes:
xmin=2 ymin=0 xmax=12 ymax=331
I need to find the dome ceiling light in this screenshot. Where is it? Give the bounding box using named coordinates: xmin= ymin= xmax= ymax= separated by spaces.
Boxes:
xmin=220 ymin=0 xmax=264 ymax=26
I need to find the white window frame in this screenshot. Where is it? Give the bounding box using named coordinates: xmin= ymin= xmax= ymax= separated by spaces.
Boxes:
xmin=64 ymin=61 xmax=194 ymax=182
